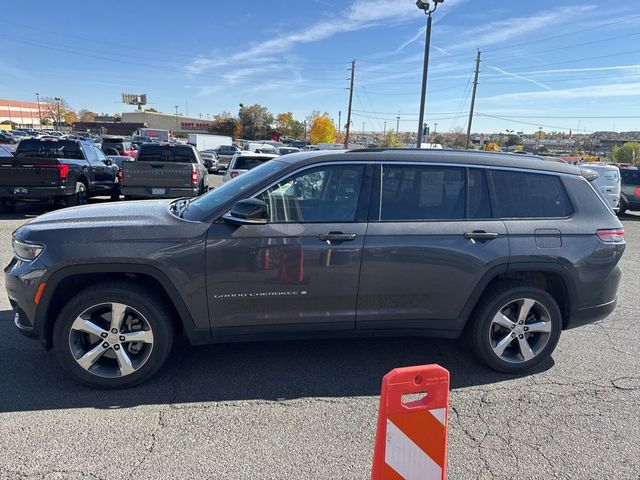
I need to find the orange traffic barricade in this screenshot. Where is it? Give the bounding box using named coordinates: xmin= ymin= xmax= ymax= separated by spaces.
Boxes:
xmin=371 ymin=364 xmax=450 ymax=480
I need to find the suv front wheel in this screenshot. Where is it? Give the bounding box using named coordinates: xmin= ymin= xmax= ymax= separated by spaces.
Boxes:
xmin=468 ymin=282 xmax=562 ymax=373
xmin=53 ymin=282 xmax=174 ymax=389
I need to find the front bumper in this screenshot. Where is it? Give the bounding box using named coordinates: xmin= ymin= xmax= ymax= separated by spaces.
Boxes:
xmin=0 ymin=185 xmax=74 ymax=201
xmin=120 ymin=186 xmax=200 ymax=199
xmin=4 ymin=257 xmax=45 ymax=340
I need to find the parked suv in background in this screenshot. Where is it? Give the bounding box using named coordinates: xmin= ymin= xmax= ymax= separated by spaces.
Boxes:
xmin=5 ymin=149 xmax=624 ymax=388
xmin=223 ymin=152 xmax=278 ymax=182
xmin=101 ymin=138 xmax=137 ymax=158
xmin=619 ymin=167 xmax=640 ymax=214
xmin=215 ymin=144 xmax=240 ymax=169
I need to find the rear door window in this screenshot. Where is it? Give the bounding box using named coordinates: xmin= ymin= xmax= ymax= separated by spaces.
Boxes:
xmin=491 ymin=170 xmax=573 ymax=218
xmin=621 ymin=169 xmax=640 ymax=186
xmin=136 ymin=145 xmax=198 ymax=163
xmin=380 ymin=165 xmax=466 ymax=220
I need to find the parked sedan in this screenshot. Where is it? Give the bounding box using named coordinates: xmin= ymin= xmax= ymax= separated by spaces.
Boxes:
xmin=223 ymin=152 xmax=278 ymax=182
xmin=0 ymin=131 xmax=17 ymax=144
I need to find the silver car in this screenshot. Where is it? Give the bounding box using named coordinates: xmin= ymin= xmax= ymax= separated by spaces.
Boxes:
xmin=223 ymin=152 xmax=278 ymax=182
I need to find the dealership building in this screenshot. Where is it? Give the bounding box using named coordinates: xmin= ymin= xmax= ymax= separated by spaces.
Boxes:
xmin=121 ymin=111 xmax=214 ymax=136
xmin=0 ymin=98 xmax=45 ymax=128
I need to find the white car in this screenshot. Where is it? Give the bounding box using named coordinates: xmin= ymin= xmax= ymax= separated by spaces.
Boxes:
xmin=223 ymin=152 xmax=278 ymax=182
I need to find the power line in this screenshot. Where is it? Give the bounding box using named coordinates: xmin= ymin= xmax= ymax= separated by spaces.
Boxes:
xmin=475 ymin=113 xmax=592 ymax=132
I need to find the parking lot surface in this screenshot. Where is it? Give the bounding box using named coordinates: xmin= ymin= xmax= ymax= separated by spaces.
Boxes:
xmin=0 ymin=201 xmax=638 ymax=479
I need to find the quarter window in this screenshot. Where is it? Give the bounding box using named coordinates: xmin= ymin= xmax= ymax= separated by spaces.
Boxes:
xmin=491 ymin=170 xmax=573 ymax=218
xmin=380 ymin=165 xmax=466 ymax=220
xmin=257 ymin=165 xmax=365 ymax=223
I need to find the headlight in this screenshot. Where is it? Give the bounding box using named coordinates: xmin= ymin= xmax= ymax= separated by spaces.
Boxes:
xmin=12 ymin=237 xmax=44 ymax=261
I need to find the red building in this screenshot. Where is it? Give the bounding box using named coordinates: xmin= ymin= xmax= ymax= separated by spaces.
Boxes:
xmin=0 ymin=98 xmax=45 ymax=128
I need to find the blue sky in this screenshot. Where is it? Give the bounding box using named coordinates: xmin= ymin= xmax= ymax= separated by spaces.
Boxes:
xmin=2 ymin=0 xmax=640 ymax=134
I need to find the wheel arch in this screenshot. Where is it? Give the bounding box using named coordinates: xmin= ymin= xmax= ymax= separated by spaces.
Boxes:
xmin=461 ymin=263 xmax=576 ymax=329
xmin=35 ymin=263 xmax=198 ymax=349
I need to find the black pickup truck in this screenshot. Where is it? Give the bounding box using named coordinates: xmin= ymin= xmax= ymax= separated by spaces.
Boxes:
xmin=0 ymin=138 xmax=119 ymax=212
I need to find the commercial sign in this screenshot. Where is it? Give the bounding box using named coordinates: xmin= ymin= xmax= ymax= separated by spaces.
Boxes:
xmin=180 ymin=121 xmax=209 ymax=130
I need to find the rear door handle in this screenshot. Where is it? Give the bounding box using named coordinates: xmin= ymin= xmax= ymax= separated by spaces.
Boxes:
xmin=464 ymin=231 xmax=499 ymax=241
xmin=318 ymin=232 xmax=357 ymax=243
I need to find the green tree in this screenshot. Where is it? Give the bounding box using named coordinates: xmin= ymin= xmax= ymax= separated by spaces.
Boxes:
xmin=505 ymin=134 xmax=522 ymax=147
xmin=208 ymin=112 xmax=237 ymax=137
xmin=380 ymin=132 xmax=402 ymax=148
xmin=290 ymin=120 xmax=305 ymax=140
xmin=611 ymin=142 xmax=640 ymax=164
xmin=239 ymin=104 xmax=273 ymax=140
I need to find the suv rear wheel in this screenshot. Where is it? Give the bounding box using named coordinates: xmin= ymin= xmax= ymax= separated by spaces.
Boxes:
xmin=53 ymin=282 xmax=174 ymax=389
xmin=467 ymin=282 xmax=562 ymax=373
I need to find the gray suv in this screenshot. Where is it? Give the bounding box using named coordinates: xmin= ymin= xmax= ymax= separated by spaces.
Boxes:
xmin=5 ymin=149 xmax=625 ymax=388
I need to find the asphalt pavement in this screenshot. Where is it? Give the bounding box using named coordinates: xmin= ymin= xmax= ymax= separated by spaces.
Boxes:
xmin=0 ymin=192 xmax=638 ymax=479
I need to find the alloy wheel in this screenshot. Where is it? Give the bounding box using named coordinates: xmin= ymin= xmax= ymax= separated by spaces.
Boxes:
xmin=489 ymin=298 xmax=552 ymax=364
xmin=68 ymin=302 xmax=154 ymax=378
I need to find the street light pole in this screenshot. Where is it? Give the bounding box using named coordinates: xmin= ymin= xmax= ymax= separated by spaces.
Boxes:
xmin=239 ymin=103 xmax=244 ymax=140
xmin=415 ymin=0 xmax=443 ymax=149
xmin=54 ymin=97 xmax=61 ymax=129
xmin=396 ymin=115 xmax=400 ymax=135
xmin=35 ymin=93 xmax=42 ymax=129
xmin=383 ymin=121 xmax=387 ymax=136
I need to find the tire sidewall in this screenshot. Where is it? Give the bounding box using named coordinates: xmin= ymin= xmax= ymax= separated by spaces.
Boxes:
xmin=53 ymin=284 xmax=174 ymax=389
xmin=470 ymin=285 xmax=562 ymax=373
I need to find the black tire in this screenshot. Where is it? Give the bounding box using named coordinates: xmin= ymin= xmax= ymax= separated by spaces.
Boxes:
xmin=110 ymin=187 xmax=121 ymax=201
xmin=53 ymin=281 xmax=174 ymax=389
xmin=466 ymin=281 xmax=562 ymax=373
xmin=66 ymin=182 xmax=88 ymax=207
xmin=617 ymin=199 xmax=627 ymax=216
xmin=0 ymin=198 xmax=16 ymax=214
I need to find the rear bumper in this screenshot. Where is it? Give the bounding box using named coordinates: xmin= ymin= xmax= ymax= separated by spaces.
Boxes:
xmin=120 ymin=185 xmax=200 ymax=198
xmin=0 ymin=185 xmax=73 ymax=200
xmin=566 ymin=297 xmax=617 ymax=329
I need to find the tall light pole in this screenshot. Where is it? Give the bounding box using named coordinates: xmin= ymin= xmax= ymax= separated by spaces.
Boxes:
xmin=396 ymin=115 xmax=400 ymax=135
xmin=174 ymin=105 xmax=179 ymax=130
xmin=383 ymin=121 xmax=387 ymax=136
xmin=54 ymin=97 xmax=61 ymax=129
xmin=35 ymin=93 xmax=42 ymax=129
xmin=239 ymin=103 xmax=244 ymax=139
xmin=415 ymin=0 xmax=444 ymax=148
xmin=536 ymin=127 xmax=543 ymax=153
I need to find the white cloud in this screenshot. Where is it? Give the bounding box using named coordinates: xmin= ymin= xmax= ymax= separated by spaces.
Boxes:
xmin=488 ymin=66 xmax=551 ymax=90
xmin=483 ymin=82 xmax=640 ymax=104
xmin=187 ymin=0 xmax=424 ymax=74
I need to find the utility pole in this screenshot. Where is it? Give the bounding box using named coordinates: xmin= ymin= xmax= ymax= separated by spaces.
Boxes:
xmin=434 ymin=123 xmax=438 ymax=134
xmin=383 ymin=121 xmax=387 ymax=136
xmin=396 ymin=115 xmax=400 ymax=135
xmin=465 ymin=50 xmax=481 ymax=150
xmin=344 ymin=60 xmax=355 ymax=148
xmin=338 ymin=110 xmax=342 ymax=133
xmin=35 ymin=93 xmax=42 ymax=129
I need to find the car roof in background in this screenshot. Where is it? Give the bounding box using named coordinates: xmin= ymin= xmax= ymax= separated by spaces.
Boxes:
xmin=236 ymin=152 xmax=279 ymax=158
xmin=273 ymin=148 xmax=583 ymax=175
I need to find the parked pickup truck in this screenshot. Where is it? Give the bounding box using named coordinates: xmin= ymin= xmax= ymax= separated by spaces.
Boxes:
xmin=120 ymin=143 xmax=209 ymax=199
xmin=0 ymin=138 xmax=119 ymax=213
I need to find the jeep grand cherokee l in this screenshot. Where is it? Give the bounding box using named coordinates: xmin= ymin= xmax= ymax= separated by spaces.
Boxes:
xmin=5 ymin=149 xmax=625 ymax=388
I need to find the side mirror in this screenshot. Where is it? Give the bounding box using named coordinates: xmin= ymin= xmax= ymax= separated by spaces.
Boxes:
xmin=103 ymin=158 xmax=112 ymax=166
xmin=203 ymin=159 xmax=213 ymax=168
xmin=223 ymin=198 xmax=268 ymax=225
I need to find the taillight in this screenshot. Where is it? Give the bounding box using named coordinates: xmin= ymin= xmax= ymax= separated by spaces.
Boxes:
xmin=191 ymin=166 xmax=198 ymax=184
xmin=118 ymin=167 xmax=124 ymax=183
xmin=230 ymin=171 xmax=239 ymax=178
xmin=635 ymin=187 xmax=640 ymax=197
xmin=596 ymin=228 xmax=624 ymax=243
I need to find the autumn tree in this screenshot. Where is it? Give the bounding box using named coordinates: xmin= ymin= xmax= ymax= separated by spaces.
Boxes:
xmin=275 ymin=112 xmax=295 ymax=137
xmin=483 ymin=141 xmax=500 ymax=152
xmin=308 ymin=112 xmax=336 ymax=144
xmin=64 ymin=111 xmax=77 ymax=124
xmin=380 ymin=132 xmax=402 ymax=148
xmin=78 ymin=109 xmax=96 ymax=122
xmin=612 ymin=142 xmax=640 ymax=164
xmin=39 ymin=97 xmax=73 ymax=126
xmin=239 ymin=104 xmax=273 ymax=140
xmin=209 ymin=112 xmax=238 ymax=137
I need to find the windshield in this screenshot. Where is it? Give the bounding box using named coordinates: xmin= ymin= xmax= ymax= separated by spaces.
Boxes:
xmin=183 ymin=159 xmax=287 ymax=220
xmin=15 ymin=140 xmax=84 ymax=159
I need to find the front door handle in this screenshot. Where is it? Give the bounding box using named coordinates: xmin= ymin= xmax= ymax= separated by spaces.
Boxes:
xmin=464 ymin=231 xmax=499 ymax=241
xmin=318 ymin=232 xmax=357 ymax=243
